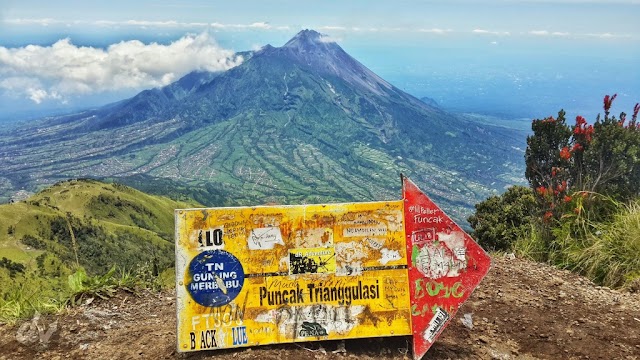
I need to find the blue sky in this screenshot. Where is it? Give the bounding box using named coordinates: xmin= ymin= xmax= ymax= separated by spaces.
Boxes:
xmin=1 ymin=0 xmax=639 ymax=120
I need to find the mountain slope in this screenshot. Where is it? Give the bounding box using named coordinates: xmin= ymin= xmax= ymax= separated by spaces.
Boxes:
xmin=0 ymin=179 xmax=198 ymax=274
xmin=0 ymin=30 xmax=526 ymax=221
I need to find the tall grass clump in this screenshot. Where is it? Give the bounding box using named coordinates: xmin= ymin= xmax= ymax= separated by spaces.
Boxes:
xmin=566 ymin=200 xmax=640 ymax=288
xmin=0 ymin=262 xmax=171 ymax=324
xmin=512 ymin=222 xmax=548 ymax=262
xmin=0 ymin=271 xmax=68 ymax=324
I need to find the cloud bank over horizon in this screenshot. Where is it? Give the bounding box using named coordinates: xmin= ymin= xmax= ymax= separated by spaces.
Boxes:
xmin=5 ymin=17 xmax=637 ymax=39
xmin=0 ymin=32 xmax=242 ymax=104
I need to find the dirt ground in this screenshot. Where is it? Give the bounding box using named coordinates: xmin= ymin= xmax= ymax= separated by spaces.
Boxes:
xmin=1 ymin=256 xmax=639 ymax=360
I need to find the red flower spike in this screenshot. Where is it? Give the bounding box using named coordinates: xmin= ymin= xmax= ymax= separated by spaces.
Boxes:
xmin=564 ymin=195 xmax=572 ymax=203
xmin=560 ymin=147 xmax=571 ymax=160
xmin=543 ymin=211 xmax=553 ymax=222
xmin=604 ymin=94 xmax=617 ymax=114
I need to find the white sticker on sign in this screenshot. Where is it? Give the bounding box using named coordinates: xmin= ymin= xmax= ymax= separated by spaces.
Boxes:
xmin=248 ymin=227 xmax=285 ymax=250
xmin=379 ymin=248 xmax=401 ymax=265
xmin=343 ymin=227 xmax=388 ymax=237
xmin=423 ymin=307 xmax=450 ymax=343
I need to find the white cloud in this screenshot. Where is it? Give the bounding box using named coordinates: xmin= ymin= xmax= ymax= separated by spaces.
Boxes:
xmin=5 ymin=18 xmax=62 ymax=26
xmin=6 ymin=18 xmax=291 ymax=31
xmin=418 ymin=28 xmax=452 ymax=34
xmin=0 ymin=32 xmax=243 ymax=104
xmin=0 ymin=77 xmax=64 ymax=104
xmin=593 ymin=32 xmax=615 ymax=38
xmin=527 ymin=30 xmax=632 ymax=38
xmin=472 ymin=29 xmax=511 ymax=36
xmin=318 ymin=26 xmax=347 ymax=31
xmin=529 ymin=30 xmax=571 ymax=36
xmin=209 ymin=21 xmax=290 ymax=31
xmin=124 ymin=20 xmax=209 ymax=28
xmin=203 ymin=21 xmax=268 ymax=29
xmin=529 ymin=30 xmax=549 ymax=36
xmin=318 ymin=35 xmax=342 ymax=43
xmin=585 ymin=32 xmax=631 ymax=38
xmin=28 ymin=88 xmax=64 ymax=104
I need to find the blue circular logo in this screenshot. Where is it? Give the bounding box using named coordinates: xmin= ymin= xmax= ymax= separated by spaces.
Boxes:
xmin=186 ymin=250 xmax=245 ymax=307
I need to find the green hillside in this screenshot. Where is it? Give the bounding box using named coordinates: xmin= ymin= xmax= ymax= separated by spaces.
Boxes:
xmin=0 ymin=179 xmax=198 ymax=275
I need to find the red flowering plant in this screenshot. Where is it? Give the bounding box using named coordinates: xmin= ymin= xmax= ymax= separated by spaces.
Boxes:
xmin=526 ymin=95 xmax=640 ymax=224
xmin=525 ymin=110 xmax=573 ymax=221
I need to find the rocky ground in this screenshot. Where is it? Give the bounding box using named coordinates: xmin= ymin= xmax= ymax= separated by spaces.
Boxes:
xmin=1 ymin=256 xmax=639 ymax=360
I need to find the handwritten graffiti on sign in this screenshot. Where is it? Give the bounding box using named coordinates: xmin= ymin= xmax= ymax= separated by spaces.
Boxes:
xmin=403 ymin=176 xmax=491 ymax=360
xmin=175 ymin=201 xmax=411 ymax=352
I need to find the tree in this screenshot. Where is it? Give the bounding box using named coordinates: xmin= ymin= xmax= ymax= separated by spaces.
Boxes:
xmin=525 ymin=95 xmax=640 ymax=221
xmin=525 ymin=110 xmax=573 ymax=221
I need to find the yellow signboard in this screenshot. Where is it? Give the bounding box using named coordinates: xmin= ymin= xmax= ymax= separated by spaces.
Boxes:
xmin=175 ymin=201 xmax=411 ymax=352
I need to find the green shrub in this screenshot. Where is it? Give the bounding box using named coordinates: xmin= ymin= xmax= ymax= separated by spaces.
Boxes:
xmin=468 ymin=185 xmax=536 ymax=251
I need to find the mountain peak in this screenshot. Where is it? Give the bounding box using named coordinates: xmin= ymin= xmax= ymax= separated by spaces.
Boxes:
xmin=273 ymin=29 xmax=394 ymax=97
xmin=283 ymin=29 xmax=331 ymax=51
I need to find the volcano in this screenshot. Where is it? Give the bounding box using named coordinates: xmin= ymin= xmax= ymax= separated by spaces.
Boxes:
xmin=0 ymin=30 xmax=525 ymax=221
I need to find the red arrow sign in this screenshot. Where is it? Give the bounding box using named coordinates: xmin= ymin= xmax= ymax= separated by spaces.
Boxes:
xmin=402 ymin=176 xmax=491 ymax=360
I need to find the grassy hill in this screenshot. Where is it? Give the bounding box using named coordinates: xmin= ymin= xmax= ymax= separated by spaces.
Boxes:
xmin=0 ymin=179 xmax=198 ymax=275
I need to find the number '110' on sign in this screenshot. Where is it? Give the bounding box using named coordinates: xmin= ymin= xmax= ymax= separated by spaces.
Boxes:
xmin=198 ymin=228 xmax=223 ymax=248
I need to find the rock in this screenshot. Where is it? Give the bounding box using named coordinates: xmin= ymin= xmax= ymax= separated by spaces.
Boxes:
xmin=461 ymin=313 xmax=474 ymax=330
xmin=551 ymin=276 xmax=565 ymax=286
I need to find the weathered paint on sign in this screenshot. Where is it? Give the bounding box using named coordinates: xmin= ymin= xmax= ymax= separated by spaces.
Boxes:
xmin=402 ymin=177 xmax=491 ymax=360
xmin=175 ymin=201 xmax=412 ymax=352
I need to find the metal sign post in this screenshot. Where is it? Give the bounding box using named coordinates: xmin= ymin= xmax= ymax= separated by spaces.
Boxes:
xmin=175 ymin=176 xmax=491 ymax=359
